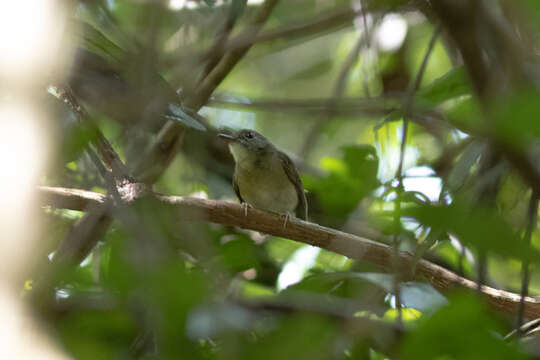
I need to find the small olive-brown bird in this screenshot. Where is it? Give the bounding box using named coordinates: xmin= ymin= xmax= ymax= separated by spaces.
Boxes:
xmin=218 ymin=129 xmax=308 ymax=221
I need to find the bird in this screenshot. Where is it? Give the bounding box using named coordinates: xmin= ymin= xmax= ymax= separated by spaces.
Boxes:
xmin=218 ymin=129 xmax=308 ymax=223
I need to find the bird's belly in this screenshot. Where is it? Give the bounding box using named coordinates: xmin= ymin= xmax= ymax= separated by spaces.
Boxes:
xmin=237 ymin=169 xmax=298 ymax=215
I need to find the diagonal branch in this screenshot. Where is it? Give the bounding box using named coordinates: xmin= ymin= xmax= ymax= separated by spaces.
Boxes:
xmin=57 ymin=85 xmax=132 ymax=184
xmin=300 ymin=32 xmax=367 ymax=157
xmin=51 ymin=0 xmax=281 ymax=269
xmin=39 ymin=186 xmax=540 ymax=319
xmin=133 ymin=0 xmax=280 ymax=183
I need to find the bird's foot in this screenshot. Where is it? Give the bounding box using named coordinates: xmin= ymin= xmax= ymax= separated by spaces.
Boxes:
xmin=241 ymin=202 xmax=253 ymax=217
xmin=281 ymin=212 xmax=292 ymax=229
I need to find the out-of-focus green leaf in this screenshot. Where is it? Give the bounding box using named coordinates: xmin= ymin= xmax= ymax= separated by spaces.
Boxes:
xmin=265 ymin=237 xmax=304 ymax=265
xmin=399 ymin=282 xmax=448 ymax=312
xmin=186 ymin=304 xmax=255 ymax=339
xmin=74 ymin=21 xmax=126 ymax=67
xmin=412 ymin=228 xmax=446 ymax=269
xmin=446 ymin=96 xmax=483 ymax=133
xmin=230 ymin=0 xmax=248 ymax=18
xmin=402 ymin=295 xmax=526 ymax=359
xmin=403 ymin=201 xmax=540 ymax=262
xmin=352 ymin=273 xmax=448 ymax=313
xmin=492 ymin=90 xmax=540 ymax=148
xmin=220 ymin=235 xmax=260 ymax=272
xmin=58 ymin=309 xmax=136 ymax=360
xmin=240 ymin=315 xmax=338 ymax=360
xmin=446 ymin=140 xmax=485 ymax=191
xmin=166 ymin=104 xmax=207 ymax=131
xmin=303 ymin=145 xmax=379 ymax=221
xmin=416 ymin=66 xmax=472 ymax=107
xmin=282 ymin=272 xmax=388 ymax=315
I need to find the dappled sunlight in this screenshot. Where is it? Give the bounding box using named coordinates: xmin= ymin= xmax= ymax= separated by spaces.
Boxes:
xmin=0 ymin=0 xmax=66 ymax=82
xmin=277 ymin=246 xmax=320 ymax=291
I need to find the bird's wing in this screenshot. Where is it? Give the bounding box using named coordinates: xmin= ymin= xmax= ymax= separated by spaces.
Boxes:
xmin=278 ymin=151 xmax=308 ymax=220
xmin=232 ymin=170 xmax=245 ymax=203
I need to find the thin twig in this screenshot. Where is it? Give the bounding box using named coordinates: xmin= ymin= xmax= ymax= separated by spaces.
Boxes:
xmin=517 ymin=191 xmax=539 ymax=332
xmin=300 ymin=32 xmax=366 ymax=157
xmin=164 ymin=7 xmax=361 ymax=68
xmin=199 ymin=1 xmax=246 ymax=84
xmin=359 ymin=0 xmax=372 ymax=98
xmin=209 ymin=95 xmax=400 ymax=115
xmin=187 ymin=0 xmax=280 ymax=111
xmin=56 ymin=85 xmax=132 ymax=184
xmin=133 ymin=0 xmax=280 ymax=183
xmin=393 ymin=25 xmax=441 ymax=324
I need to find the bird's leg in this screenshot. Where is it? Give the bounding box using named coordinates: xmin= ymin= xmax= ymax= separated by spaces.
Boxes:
xmin=241 ymin=202 xmax=252 ymax=217
xmin=282 ymin=212 xmax=292 ymax=229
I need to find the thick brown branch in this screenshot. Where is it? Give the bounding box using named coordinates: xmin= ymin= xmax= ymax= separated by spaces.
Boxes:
xmin=39 ymin=186 xmax=540 ymax=318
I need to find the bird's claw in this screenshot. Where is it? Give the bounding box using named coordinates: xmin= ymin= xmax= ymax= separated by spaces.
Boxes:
xmin=241 ymin=202 xmax=252 ymax=217
xmin=282 ymin=212 xmax=292 ymax=229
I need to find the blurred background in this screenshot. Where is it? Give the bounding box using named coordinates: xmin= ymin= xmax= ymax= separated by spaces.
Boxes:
xmin=4 ymin=0 xmax=540 ymax=358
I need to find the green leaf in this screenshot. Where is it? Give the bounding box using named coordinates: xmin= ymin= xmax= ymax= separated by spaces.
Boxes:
xmin=492 ymin=89 xmax=540 ymax=148
xmin=403 ymin=201 xmax=540 ymax=263
xmin=416 ymin=66 xmax=472 ymax=107
xmin=351 ymin=273 xmax=448 ymax=312
xmin=166 ymin=104 xmax=207 ymax=131
xmin=74 ymin=21 xmax=126 ymax=67
xmin=230 ymin=0 xmax=248 ymax=17
xmin=402 ymin=295 xmax=526 ymax=359
xmin=57 ymin=308 xmax=136 ymax=360
xmin=303 ymin=145 xmax=379 ymax=221
xmin=220 ymin=236 xmax=260 ymax=272
xmin=446 ymin=96 xmax=484 ymax=133
xmin=446 ymin=140 xmax=485 ymax=191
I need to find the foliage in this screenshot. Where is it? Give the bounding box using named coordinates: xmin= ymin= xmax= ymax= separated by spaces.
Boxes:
xmin=28 ymin=0 xmax=540 ymax=359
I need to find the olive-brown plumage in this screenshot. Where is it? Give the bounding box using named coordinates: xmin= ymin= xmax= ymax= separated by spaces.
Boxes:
xmin=219 ymin=129 xmax=307 ymax=220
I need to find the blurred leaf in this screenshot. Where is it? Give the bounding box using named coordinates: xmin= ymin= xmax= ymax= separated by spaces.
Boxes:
xmin=58 ymin=308 xmax=136 ymax=360
xmin=75 ymin=21 xmax=126 ymax=67
xmin=186 ymin=304 xmax=255 ymax=339
xmin=446 ymin=96 xmax=484 ymax=133
xmin=265 ymin=237 xmax=304 ymax=265
xmin=220 ymin=235 xmax=260 ymax=272
xmin=403 ymin=201 xmax=540 ymax=262
xmin=402 ymin=295 xmax=526 ymax=359
xmin=416 ymin=66 xmax=472 ymax=107
xmin=412 ymin=228 xmax=446 ymax=270
xmin=282 ymin=272 xmax=388 ymax=315
xmin=492 ymin=90 xmax=540 ymax=148
xmin=166 ymin=104 xmax=207 ymax=131
xmin=384 ymin=308 xmax=421 ymax=322
xmin=313 ymin=249 xmax=352 ymax=272
xmin=303 ymin=145 xmax=379 ymax=221
xmin=446 ymin=140 xmax=485 ymax=191
xmin=399 ymin=282 xmax=448 ymax=312
xmin=352 ymin=273 xmax=448 ymax=313
xmin=230 ymin=0 xmax=248 ymax=18
xmin=241 ymin=315 xmax=338 ymax=360
xmin=240 ymin=281 xmax=276 ymax=298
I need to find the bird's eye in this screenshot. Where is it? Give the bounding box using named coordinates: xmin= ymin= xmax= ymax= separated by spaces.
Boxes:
xmin=245 ymin=131 xmax=254 ymax=139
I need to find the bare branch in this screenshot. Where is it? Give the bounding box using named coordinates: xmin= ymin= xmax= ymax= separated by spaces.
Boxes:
xmin=39 ymin=186 xmax=540 ymax=319
xmin=517 ymin=192 xmax=539 ymax=331
xmin=300 ymin=32 xmax=366 ymax=157
xmin=56 ymin=85 xmax=132 ymax=184
xmin=134 ymin=0 xmax=280 ymax=184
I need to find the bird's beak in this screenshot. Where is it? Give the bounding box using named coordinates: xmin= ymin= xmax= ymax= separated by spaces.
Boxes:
xmin=218 ymin=133 xmax=236 ymax=142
